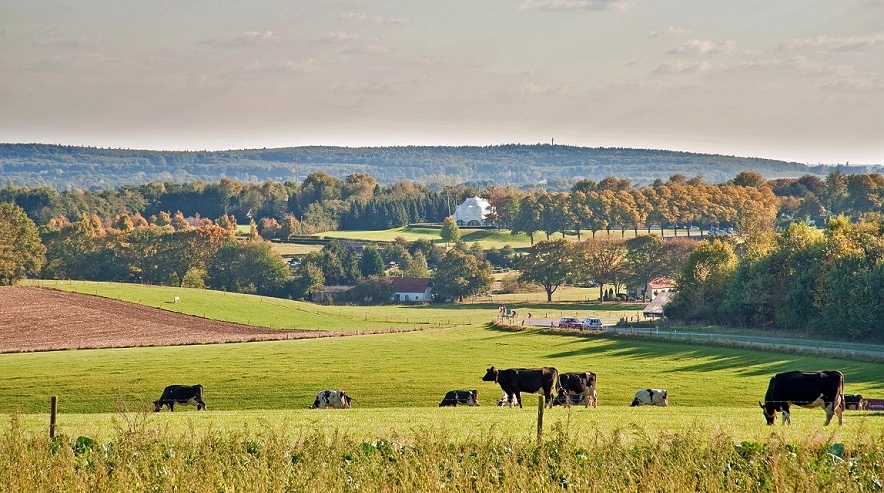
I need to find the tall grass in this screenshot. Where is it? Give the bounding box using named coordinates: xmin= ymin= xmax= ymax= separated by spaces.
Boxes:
xmin=3 ymin=412 xmax=881 ymax=492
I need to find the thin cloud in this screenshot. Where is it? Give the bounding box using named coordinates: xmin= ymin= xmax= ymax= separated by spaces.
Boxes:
xmin=820 ymin=76 xmax=884 ymax=92
xmin=35 ymin=35 xmax=102 ymax=48
xmin=668 ymin=39 xmax=735 ymax=55
xmin=200 ymin=30 xmax=279 ymax=48
xmin=518 ymin=0 xmax=633 ymax=12
xmin=652 ymin=60 xmax=710 ymax=75
xmin=337 ymin=12 xmax=409 ymax=25
xmin=781 ymin=33 xmax=884 ymax=52
xmin=316 ymin=31 xmax=359 ymax=44
xmin=241 ymin=58 xmax=315 ymax=74
xmin=649 ymin=26 xmax=692 ymax=37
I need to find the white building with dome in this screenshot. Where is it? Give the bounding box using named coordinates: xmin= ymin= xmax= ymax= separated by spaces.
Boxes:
xmin=451 ymin=196 xmax=491 ymax=227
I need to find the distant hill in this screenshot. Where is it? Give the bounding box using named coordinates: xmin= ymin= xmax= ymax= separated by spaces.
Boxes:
xmin=0 ymin=143 xmax=859 ymax=191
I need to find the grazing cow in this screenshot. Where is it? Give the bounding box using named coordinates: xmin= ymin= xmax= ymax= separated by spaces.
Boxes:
xmin=497 ymin=393 xmax=516 ymax=407
xmin=631 ymin=389 xmax=668 ymax=407
xmin=554 ymin=393 xmax=589 ymax=407
xmin=310 ymin=390 xmax=352 ymax=409
xmin=482 ymin=366 xmax=558 ymax=408
xmin=439 ymin=390 xmax=479 ymax=407
xmin=555 ymin=371 xmax=598 ymax=408
xmin=844 ymin=394 xmax=866 ymax=411
xmin=759 ymin=370 xmax=844 ymax=426
xmin=153 ymin=384 xmax=206 ymax=412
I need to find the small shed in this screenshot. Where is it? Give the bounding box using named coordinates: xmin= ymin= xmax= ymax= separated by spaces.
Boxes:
xmin=643 ymin=291 xmax=674 ymax=319
xmin=312 ymin=285 xmax=354 ymax=304
xmin=452 ymin=197 xmax=491 ymax=227
xmin=391 ymin=277 xmax=433 ymax=302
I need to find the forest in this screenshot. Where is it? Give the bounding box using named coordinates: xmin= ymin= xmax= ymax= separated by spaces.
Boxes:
xmin=4 ymin=143 xmax=875 ymax=191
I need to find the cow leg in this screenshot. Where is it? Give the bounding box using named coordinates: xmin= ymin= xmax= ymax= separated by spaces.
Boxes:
xmin=515 ymin=392 xmax=523 ymax=408
xmin=781 ymin=407 xmax=790 ymax=425
xmin=168 ymin=401 xmax=174 ymax=412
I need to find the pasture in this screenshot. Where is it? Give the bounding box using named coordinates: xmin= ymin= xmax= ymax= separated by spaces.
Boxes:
xmin=26 ymin=280 xmax=642 ymax=329
xmin=315 ymin=225 xmax=703 ymax=248
xmin=5 ymin=283 xmax=884 ymax=491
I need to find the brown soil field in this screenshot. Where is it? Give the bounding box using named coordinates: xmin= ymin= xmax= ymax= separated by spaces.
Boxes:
xmin=0 ymin=286 xmax=411 ymax=353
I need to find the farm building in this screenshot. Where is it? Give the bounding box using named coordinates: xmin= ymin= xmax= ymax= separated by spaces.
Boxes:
xmin=312 ymin=285 xmax=354 ymax=304
xmin=391 ymin=277 xmax=433 ymax=302
xmin=629 ymin=276 xmax=677 ymax=302
xmin=451 ymin=197 xmax=491 ymax=226
xmin=643 ymin=291 xmax=674 ymax=319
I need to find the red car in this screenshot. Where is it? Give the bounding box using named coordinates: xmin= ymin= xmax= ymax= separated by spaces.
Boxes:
xmin=558 ymin=317 xmax=582 ymax=329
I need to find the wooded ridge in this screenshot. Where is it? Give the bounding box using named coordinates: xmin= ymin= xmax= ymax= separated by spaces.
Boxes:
xmin=2 ymin=143 xmax=863 ymax=191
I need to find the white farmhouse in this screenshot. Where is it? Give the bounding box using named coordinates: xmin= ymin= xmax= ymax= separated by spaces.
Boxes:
xmin=391 ymin=277 xmax=433 ymax=303
xmin=452 ymin=196 xmax=491 ymax=227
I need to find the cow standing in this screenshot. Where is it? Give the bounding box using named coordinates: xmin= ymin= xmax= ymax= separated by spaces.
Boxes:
xmin=439 ymin=390 xmax=479 ymax=407
xmin=844 ymin=394 xmax=866 ymax=411
xmin=555 ymin=371 xmax=598 ymax=408
xmin=631 ymin=389 xmax=668 ymax=407
xmin=759 ymin=370 xmax=844 ymax=425
xmin=311 ymin=390 xmax=352 ymax=409
xmin=482 ymin=366 xmax=558 ymax=409
xmin=153 ymin=384 xmax=206 ymax=412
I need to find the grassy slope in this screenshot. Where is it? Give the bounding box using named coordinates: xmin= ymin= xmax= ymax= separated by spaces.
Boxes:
xmin=28 ymin=280 xmax=641 ymax=329
xmin=5 ymin=282 xmax=884 ymax=442
xmin=316 ymin=226 xmax=698 ymax=249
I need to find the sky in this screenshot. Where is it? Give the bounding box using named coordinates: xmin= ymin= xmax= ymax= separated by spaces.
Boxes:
xmin=2 ymin=1 xmax=884 ymax=165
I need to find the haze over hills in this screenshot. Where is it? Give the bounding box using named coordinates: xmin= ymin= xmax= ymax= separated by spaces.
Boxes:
xmin=1 ymin=143 xmax=878 ymax=191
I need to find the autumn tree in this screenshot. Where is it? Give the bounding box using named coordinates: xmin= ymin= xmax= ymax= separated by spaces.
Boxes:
xmin=517 ymin=239 xmax=575 ymax=302
xmin=576 ymin=237 xmax=627 ymax=300
xmin=432 ymin=249 xmax=493 ymax=301
xmin=511 ymin=195 xmax=541 ymax=244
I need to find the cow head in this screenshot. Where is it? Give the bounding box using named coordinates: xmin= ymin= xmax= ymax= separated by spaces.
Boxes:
xmin=341 ymin=393 xmax=352 ymax=409
xmin=759 ymin=401 xmax=775 ymax=425
xmin=482 ymin=367 xmax=499 ymax=382
xmin=153 ymin=400 xmax=163 ymax=412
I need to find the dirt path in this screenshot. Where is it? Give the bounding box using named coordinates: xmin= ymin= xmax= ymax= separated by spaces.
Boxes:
xmin=0 ymin=286 xmax=408 ymax=353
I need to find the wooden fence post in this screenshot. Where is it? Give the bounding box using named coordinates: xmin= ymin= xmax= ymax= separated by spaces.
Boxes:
xmin=536 ymin=395 xmax=544 ymax=443
xmin=50 ymin=396 xmax=57 ymax=439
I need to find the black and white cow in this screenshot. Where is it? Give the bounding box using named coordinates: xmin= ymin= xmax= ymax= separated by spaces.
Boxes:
xmin=482 ymin=366 xmax=558 ymax=408
xmin=630 ymin=389 xmax=668 ymax=407
xmin=759 ymin=370 xmax=844 ymax=425
xmin=439 ymin=390 xmax=479 ymax=407
xmin=844 ymin=394 xmax=866 ymax=411
xmin=311 ymin=390 xmax=352 ymax=409
xmin=153 ymin=384 xmax=206 ymax=412
xmin=554 ymin=371 xmax=598 ymax=408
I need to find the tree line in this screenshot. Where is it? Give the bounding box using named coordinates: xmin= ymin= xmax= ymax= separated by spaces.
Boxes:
xmin=665 ymin=215 xmax=884 ymax=341
xmin=4 ymin=170 xmax=884 ymax=243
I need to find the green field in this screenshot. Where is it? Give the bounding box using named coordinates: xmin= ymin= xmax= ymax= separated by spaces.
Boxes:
xmin=5 ymin=282 xmax=884 ymax=490
xmin=27 ymin=280 xmax=640 ymax=329
xmin=316 ymin=225 xmax=705 ymax=249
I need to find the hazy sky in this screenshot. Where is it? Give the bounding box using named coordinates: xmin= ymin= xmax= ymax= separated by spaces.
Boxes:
xmin=2 ymin=1 xmax=884 ymax=164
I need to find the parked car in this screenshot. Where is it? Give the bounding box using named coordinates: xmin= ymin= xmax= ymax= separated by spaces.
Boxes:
xmin=582 ymin=318 xmax=603 ymax=330
xmin=558 ymin=317 xmax=583 ymax=329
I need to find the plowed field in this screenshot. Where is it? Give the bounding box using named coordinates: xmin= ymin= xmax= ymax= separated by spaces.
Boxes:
xmin=0 ymin=286 xmax=378 ymax=353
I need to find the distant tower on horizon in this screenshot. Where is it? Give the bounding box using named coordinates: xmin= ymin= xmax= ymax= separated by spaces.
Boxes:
xmin=551 ymin=137 xmax=555 ymax=145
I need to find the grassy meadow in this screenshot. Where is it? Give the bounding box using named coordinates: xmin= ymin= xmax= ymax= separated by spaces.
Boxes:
xmin=27 ymin=280 xmax=641 ymax=329
xmin=314 ymin=225 xmax=704 ymax=249
xmin=5 ymin=282 xmax=884 ymax=491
